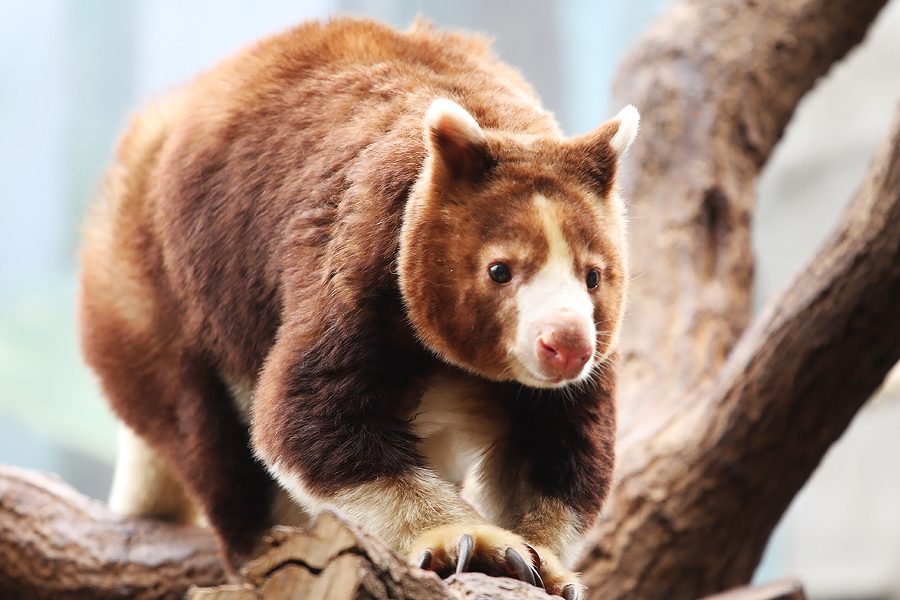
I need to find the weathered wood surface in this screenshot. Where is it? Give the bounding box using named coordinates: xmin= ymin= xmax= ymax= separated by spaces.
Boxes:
xmin=0 ymin=465 xmax=225 ymax=600
xmin=611 ymin=0 xmax=891 ymax=425
xmin=187 ymin=509 xmax=552 ymax=600
xmin=188 ymin=511 xmax=810 ymax=600
xmin=577 ymin=0 xmax=900 ymax=598
xmin=0 ymin=465 xmax=816 ymax=600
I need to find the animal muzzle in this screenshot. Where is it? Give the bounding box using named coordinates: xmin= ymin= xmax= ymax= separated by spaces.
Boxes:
xmin=535 ymin=321 xmax=594 ymax=382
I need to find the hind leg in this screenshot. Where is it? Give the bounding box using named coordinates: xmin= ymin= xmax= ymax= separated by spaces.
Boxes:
xmin=79 ymin=99 xmax=281 ymax=570
xmin=83 ymin=310 xmax=277 ymax=570
xmin=131 ymin=349 xmax=278 ymax=570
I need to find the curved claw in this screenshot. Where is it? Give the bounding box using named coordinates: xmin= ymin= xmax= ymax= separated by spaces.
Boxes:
xmin=417 ymin=549 xmax=433 ymax=570
xmin=505 ymin=548 xmax=536 ymax=586
xmin=522 ymin=543 xmax=544 ymax=589
xmin=524 ymin=543 xmax=542 ymax=570
xmin=562 ymin=583 xmax=579 ymax=600
xmin=456 ymin=534 xmax=474 ymax=574
xmin=530 ymin=564 xmax=544 ymax=589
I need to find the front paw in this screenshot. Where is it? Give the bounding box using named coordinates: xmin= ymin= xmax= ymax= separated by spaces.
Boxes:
xmin=530 ymin=544 xmax=583 ymax=600
xmin=409 ymin=524 xmax=541 ymax=585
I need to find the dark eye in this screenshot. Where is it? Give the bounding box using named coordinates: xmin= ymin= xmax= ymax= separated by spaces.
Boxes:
xmin=586 ymin=268 xmax=600 ymax=289
xmin=489 ymin=263 xmax=512 ymax=284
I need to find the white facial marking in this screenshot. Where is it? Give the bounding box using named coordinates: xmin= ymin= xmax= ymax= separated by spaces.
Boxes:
xmin=511 ymin=195 xmax=597 ymax=388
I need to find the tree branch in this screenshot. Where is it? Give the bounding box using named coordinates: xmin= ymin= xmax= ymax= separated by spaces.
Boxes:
xmin=580 ymin=98 xmax=900 ymax=600
xmin=1 ymin=464 xmax=818 ymax=600
xmin=0 ymin=465 xmax=225 ymax=599
xmin=612 ymin=0 xmax=889 ymax=430
xmin=187 ymin=510 xmax=551 ymax=600
xmin=575 ymin=1 xmax=899 ymax=598
xmin=0 ymin=467 xmax=558 ymax=600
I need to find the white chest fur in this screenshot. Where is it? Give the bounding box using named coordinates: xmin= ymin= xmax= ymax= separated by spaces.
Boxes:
xmin=407 ymin=369 xmax=507 ymax=486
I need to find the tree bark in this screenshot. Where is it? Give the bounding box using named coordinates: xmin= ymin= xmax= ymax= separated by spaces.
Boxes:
xmin=186 ymin=509 xmax=553 ymax=600
xmin=0 ymin=465 xmax=225 ymax=599
xmin=576 ymin=0 xmax=900 ymax=598
xmin=580 ymin=98 xmax=900 ymax=600
xmin=0 ymin=468 xmax=810 ymax=600
xmin=0 ymin=471 xmax=588 ymax=600
xmin=612 ymin=0 xmax=890 ymax=432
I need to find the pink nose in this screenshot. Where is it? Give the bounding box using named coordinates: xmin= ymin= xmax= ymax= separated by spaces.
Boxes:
xmin=536 ymin=331 xmax=594 ymax=381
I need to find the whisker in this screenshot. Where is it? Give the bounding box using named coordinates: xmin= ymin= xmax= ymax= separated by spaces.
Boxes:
xmin=629 ymin=269 xmax=649 ymax=282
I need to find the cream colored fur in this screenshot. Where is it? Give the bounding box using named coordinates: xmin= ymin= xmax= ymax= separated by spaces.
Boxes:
xmin=410 ymin=369 xmax=507 ymax=484
xmin=609 ymin=104 xmax=640 ymax=157
xmin=270 ymin=463 xmax=485 ymax=555
xmin=108 ymin=425 xmax=205 ymax=525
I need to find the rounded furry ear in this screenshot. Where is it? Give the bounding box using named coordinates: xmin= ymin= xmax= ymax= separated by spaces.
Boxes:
xmin=608 ymin=105 xmax=640 ymax=158
xmin=424 ymin=98 xmax=492 ymax=182
xmin=568 ymin=105 xmax=640 ymax=195
xmin=581 ymin=104 xmax=640 ymax=159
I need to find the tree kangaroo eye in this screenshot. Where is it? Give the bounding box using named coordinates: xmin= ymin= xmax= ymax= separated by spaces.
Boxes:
xmin=489 ymin=263 xmax=512 ymax=284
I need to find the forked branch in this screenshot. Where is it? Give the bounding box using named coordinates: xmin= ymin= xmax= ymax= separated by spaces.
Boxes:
xmin=576 ymin=1 xmax=898 ymax=599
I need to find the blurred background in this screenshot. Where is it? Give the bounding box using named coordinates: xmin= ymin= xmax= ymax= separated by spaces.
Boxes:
xmin=1 ymin=1 xmax=898 ymax=598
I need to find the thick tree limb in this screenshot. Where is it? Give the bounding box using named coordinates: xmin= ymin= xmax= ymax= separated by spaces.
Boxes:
xmin=0 ymin=468 xmax=561 ymax=600
xmin=581 ymin=47 xmax=900 ymax=600
xmin=0 ymin=464 xmax=812 ymax=600
xmin=187 ymin=510 xmax=553 ymax=600
xmin=612 ymin=0 xmax=889 ymax=429
xmin=0 ymin=465 xmax=225 ymax=599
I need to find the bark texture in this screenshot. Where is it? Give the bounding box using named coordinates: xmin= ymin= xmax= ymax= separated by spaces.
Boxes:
xmin=612 ymin=0 xmax=890 ymax=433
xmin=0 ymin=470 xmax=808 ymax=600
xmin=0 ymin=465 xmax=225 ymax=599
xmin=576 ymin=0 xmax=900 ymax=598
xmin=0 ymin=477 xmax=575 ymax=600
xmin=2 ymin=0 xmax=900 ymax=599
xmin=186 ymin=510 xmax=552 ymax=600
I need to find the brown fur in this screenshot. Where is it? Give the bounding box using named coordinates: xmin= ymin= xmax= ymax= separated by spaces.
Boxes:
xmin=79 ymin=17 xmax=633 ymax=593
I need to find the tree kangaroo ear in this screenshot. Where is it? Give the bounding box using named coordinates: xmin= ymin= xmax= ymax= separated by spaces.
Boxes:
xmin=606 ymin=104 xmax=640 ymax=158
xmin=424 ymin=98 xmax=493 ymax=182
xmin=565 ymin=105 xmax=640 ymax=195
xmin=576 ymin=104 xmax=640 ymax=160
